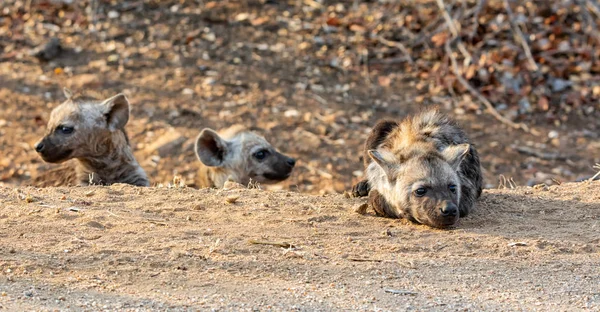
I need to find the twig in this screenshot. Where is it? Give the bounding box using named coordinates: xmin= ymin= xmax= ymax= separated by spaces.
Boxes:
xmin=347 ymin=257 xmax=396 ymax=262
xmin=249 ymin=239 xmax=295 ymax=249
xmin=384 ymin=289 xmax=418 ymax=295
xmin=507 ymin=242 xmax=528 ymax=247
xmin=303 ymin=0 xmax=322 ymax=9
xmin=588 ymin=163 xmax=600 ymax=182
xmin=444 ymin=41 xmax=536 ymax=134
xmin=376 ymin=36 xmax=414 ymax=64
xmin=468 ymin=0 xmax=487 ymax=39
xmin=310 ymin=93 xmax=328 ymax=105
xmin=503 ymin=0 xmax=538 ymax=71
xmin=586 ymin=0 xmax=600 ymax=19
xmin=435 ymin=0 xmax=472 ymax=66
xmin=106 ymin=210 xmax=121 ymax=218
xmin=435 ymin=0 xmax=459 ymax=37
xmin=513 ymin=146 xmax=567 ymax=161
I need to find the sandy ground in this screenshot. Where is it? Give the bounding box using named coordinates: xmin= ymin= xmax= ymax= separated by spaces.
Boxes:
xmin=2 ymin=0 xmax=600 ymax=193
xmin=1 ymin=182 xmax=599 ymax=311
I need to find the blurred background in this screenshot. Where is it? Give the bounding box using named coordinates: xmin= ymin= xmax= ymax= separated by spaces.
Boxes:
xmin=1 ymin=0 xmax=599 ymax=193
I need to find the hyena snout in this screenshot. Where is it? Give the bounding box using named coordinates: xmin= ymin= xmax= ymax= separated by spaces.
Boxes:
xmin=285 ymin=156 xmax=296 ymax=168
xmin=262 ymin=153 xmax=295 ymax=182
xmin=34 ymin=140 xmax=45 ymax=153
xmin=440 ymin=203 xmax=458 ymax=217
xmin=34 ymin=136 xmax=72 ymax=163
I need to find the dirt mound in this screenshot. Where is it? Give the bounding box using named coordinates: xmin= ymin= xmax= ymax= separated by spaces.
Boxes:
xmin=2 ymin=0 xmax=600 ymax=194
xmin=1 ymin=182 xmax=598 ymax=310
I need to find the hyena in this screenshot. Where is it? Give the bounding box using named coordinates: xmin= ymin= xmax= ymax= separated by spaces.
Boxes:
xmin=194 ymin=125 xmax=296 ymax=188
xmin=33 ymin=88 xmax=149 ymax=186
xmin=351 ymin=109 xmax=482 ymax=228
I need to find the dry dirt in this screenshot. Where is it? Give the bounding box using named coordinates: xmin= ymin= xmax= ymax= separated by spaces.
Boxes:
xmin=1 ymin=182 xmax=599 ymax=311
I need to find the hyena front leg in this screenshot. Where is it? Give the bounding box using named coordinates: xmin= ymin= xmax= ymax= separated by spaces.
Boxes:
xmin=368 ymin=189 xmax=404 ymax=219
xmin=351 ymin=179 xmax=370 ymax=197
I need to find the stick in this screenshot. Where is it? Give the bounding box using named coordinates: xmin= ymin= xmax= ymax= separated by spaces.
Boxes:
xmin=435 ymin=0 xmax=472 ymax=66
xmin=586 ymin=0 xmax=600 ymax=19
xmin=588 ymin=163 xmax=600 ymax=182
xmin=503 ymin=0 xmax=538 ymax=71
xmin=513 ymin=146 xmax=567 ymax=161
xmin=384 ymin=289 xmax=418 ymax=295
xmin=435 ymin=0 xmax=459 ymax=37
xmin=249 ymin=239 xmax=295 ymax=249
xmin=348 ymin=258 xmax=382 ymax=262
xmin=347 ymin=257 xmax=397 ymax=263
xmin=444 ymin=41 xmax=536 ymax=134
xmin=376 ymin=36 xmax=414 ymax=64
xmin=468 ymin=0 xmax=487 ymax=39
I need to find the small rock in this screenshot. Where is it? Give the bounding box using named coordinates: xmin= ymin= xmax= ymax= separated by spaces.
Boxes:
xmin=518 ymin=98 xmax=532 ymax=114
xmin=223 ymin=180 xmax=245 ymax=190
xmin=32 ymin=38 xmax=62 ymax=61
xmin=354 ymin=203 xmax=368 ymax=215
xmin=284 ymin=109 xmax=300 ymax=118
xmin=225 ymin=195 xmax=239 ymax=204
xmin=549 ymin=78 xmax=572 ymax=93
xmin=107 ymin=11 xmax=120 ymax=19
xmin=107 ymin=54 xmax=120 ymax=65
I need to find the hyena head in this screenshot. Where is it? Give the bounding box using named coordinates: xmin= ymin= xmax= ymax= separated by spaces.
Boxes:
xmin=34 ymin=88 xmax=130 ymax=163
xmin=367 ymin=143 xmax=470 ymax=228
xmin=194 ymin=126 xmax=296 ymax=186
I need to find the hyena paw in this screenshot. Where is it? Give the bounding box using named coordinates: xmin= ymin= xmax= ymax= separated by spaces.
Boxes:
xmin=351 ymin=180 xmax=370 ymax=197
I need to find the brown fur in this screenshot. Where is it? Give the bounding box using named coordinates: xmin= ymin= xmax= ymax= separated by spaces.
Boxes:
xmin=194 ymin=125 xmax=295 ymax=188
xmin=351 ymin=109 xmax=483 ymax=228
xmin=33 ymin=88 xmax=149 ymax=187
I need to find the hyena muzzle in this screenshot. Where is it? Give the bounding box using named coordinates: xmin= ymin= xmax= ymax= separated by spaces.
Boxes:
xmin=351 ymin=109 xmax=483 ymax=228
xmin=34 ymin=88 xmax=149 ymax=187
xmin=194 ymin=125 xmax=296 ymax=188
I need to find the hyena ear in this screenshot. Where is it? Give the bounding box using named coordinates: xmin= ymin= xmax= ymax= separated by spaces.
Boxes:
xmin=367 ymin=149 xmax=396 ymax=177
xmin=195 ymin=128 xmax=230 ymax=167
xmin=101 ymin=94 xmax=130 ymax=131
xmin=63 ymin=87 xmax=73 ymax=99
xmin=442 ymin=144 xmax=470 ymax=171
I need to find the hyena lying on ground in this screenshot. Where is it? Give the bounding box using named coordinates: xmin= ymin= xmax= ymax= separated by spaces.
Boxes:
xmin=33 ymin=88 xmax=149 ymax=186
xmin=351 ymin=109 xmax=482 ymax=228
xmin=194 ymin=125 xmax=296 ymax=188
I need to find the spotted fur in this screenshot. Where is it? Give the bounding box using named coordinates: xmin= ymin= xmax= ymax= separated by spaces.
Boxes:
xmin=33 ymin=88 xmax=149 ymax=187
xmin=351 ymin=109 xmax=483 ymax=228
xmin=194 ymin=125 xmax=296 ymax=188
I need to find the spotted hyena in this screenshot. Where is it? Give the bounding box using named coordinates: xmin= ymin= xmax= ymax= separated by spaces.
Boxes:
xmin=194 ymin=125 xmax=296 ymax=188
xmin=34 ymin=88 xmax=149 ymax=186
xmin=351 ymin=109 xmax=482 ymax=228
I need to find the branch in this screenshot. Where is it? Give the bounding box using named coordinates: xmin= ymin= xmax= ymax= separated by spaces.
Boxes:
xmin=444 ymin=41 xmax=537 ymax=135
xmin=435 ymin=0 xmax=459 ymax=37
xmin=376 ymin=36 xmax=414 ymax=64
xmin=503 ymin=0 xmax=538 ymax=71
xmin=436 ymin=0 xmax=472 ymax=66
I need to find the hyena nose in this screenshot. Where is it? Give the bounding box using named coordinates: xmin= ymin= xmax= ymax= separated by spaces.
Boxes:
xmin=34 ymin=142 xmax=45 ymax=153
xmin=440 ymin=203 xmax=458 ymax=217
xmin=287 ymin=158 xmax=296 ymax=167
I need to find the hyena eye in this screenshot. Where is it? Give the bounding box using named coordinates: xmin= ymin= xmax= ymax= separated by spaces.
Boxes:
xmin=449 ymin=184 xmax=457 ymax=193
xmin=414 ymin=188 xmax=427 ymax=197
xmin=253 ymin=150 xmax=270 ymax=160
xmin=56 ymin=125 xmax=74 ymax=135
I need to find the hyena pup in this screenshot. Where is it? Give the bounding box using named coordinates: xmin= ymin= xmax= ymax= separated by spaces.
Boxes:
xmin=194 ymin=125 xmax=296 ymax=188
xmin=34 ymin=88 xmax=149 ymax=186
xmin=351 ymin=109 xmax=482 ymax=228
